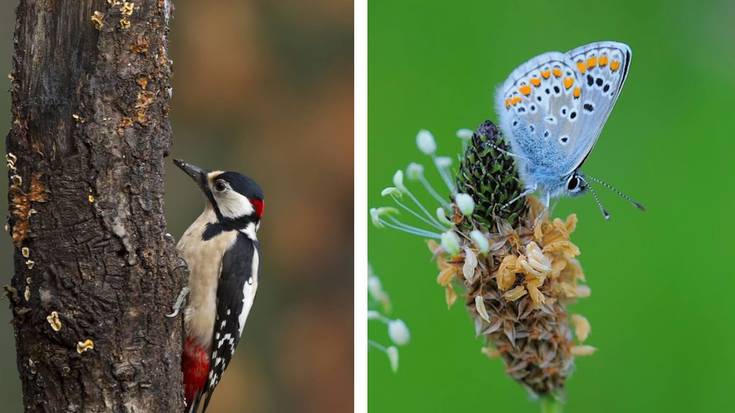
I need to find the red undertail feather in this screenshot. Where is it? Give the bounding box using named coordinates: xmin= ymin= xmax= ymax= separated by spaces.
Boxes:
xmin=183 ymin=337 xmax=210 ymax=406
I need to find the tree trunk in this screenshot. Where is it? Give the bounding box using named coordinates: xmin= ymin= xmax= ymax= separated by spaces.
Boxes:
xmin=5 ymin=0 xmax=185 ymax=411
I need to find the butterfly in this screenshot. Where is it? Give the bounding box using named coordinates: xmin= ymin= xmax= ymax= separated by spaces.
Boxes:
xmin=495 ymin=41 xmax=644 ymax=218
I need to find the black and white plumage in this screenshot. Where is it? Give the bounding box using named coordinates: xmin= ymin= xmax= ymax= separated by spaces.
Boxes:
xmin=170 ymin=159 xmax=264 ymax=413
xmin=206 ymin=232 xmax=259 ymax=401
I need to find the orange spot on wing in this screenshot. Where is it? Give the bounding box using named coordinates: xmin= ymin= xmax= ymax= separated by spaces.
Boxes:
xmin=587 ymin=56 xmax=597 ymax=69
xmin=505 ymin=98 xmax=512 ymax=108
xmin=541 ymin=70 xmax=550 ymax=79
xmin=530 ymin=77 xmax=541 ymax=87
xmin=510 ymin=96 xmax=522 ymax=106
xmin=563 ymin=77 xmax=574 ymax=90
xmin=598 ymin=55 xmax=608 ymax=67
xmin=573 ymin=87 xmax=581 ymax=99
xmin=610 ymin=60 xmax=621 ymax=71
xmin=576 ymin=60 xmax=586 ymax=74
xmin=519 ymin=85 xmax=532 ymax=96
xmin=552 ymin=67 xmax=562 ymax=78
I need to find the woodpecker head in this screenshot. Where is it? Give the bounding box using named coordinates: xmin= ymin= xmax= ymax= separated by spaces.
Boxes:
xmin=174 ymin=159 xmax=265 ymax=225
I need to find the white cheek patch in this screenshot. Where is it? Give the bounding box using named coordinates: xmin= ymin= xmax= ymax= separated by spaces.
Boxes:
xmin=215 ymin=191 xmax=254 ymax=219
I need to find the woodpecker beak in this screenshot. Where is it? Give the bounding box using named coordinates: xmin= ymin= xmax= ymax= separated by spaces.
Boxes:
xmin=174 ymin=159 xmax=208 ymax=192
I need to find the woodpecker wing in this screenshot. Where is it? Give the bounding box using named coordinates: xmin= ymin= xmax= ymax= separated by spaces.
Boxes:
xmin=198 ymin=233 xmax=260 ymax=412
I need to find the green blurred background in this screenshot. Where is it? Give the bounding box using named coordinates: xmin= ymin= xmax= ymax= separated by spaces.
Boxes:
xmin=368 ymin=0 xmax=735 ymax=412
xmin=0 ymin=0 xmax=353 ymax=411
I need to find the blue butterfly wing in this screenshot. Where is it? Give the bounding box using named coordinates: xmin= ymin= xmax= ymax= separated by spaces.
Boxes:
xmin=495 ymin=42 xmax=632 ymax=185
xmin=562 ymin=41 xmax=632 ymax=175
xmin=495 ymin=51 xmax=583 ymax=186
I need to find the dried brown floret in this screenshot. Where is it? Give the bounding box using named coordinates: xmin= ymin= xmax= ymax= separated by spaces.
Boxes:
xmin=571 ymin=314 xmax=590 ymax=342
xmin=431 ymin=196 xmax=592 ymax=396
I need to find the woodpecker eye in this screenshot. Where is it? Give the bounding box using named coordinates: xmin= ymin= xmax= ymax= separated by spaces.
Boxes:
xmin=214 ymin=180 xmax=227 ymax=192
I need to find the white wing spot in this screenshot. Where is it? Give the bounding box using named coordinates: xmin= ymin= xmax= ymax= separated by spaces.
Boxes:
xmin=238 ymin=249 xmax=259 ymax=337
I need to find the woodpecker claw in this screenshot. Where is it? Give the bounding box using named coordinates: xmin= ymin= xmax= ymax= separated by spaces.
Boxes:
xmin=166 ymin=287 xmax=190 ymax=318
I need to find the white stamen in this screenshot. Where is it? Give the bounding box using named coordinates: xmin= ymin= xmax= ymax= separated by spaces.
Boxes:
xmin=454 ymin=193 xmax=475 ymax=216
xmin=406 ymin=163 xmax=424 ymax=180
xmin=388 ymin=319 xmax=410 ymax=346
xmin=441 ymin=231 xmax=460 ymax=255
xmin=416 ymin=129 xmax=437 ymax=155
xmin=436 ymin=207 xmax=453 ymax=226
xmin=434 ymin=156 xmax=452 ymax=168
xmin=456 ymin=128 xmax=473 ymax=140
xmin=381 ymin=187 xmax=401 ymax=197
xmin=387 ymin=346 xmax=400 ymax=372
xmin=469 ymin=230 xmax=490 ymax=254
xmin=392 ymin=170 xmax=406 ymax=192
xmin=367 ymin=275 xmax=383 ymax=300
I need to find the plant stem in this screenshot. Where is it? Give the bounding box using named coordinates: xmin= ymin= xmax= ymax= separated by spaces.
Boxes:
xmin=540 ymin=397 xmax=563 ymax=413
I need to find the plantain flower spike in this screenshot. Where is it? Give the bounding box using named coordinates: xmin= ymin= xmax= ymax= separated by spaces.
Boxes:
xmin=371 ymin=121 xmax=595 ymax=402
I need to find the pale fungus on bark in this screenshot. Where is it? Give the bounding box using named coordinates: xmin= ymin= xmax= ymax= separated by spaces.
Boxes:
xmin=46 ymin=312 xmax=62 ymax=332
xmin=91 ymin=11 xmax=105 ymax=30
xmin=76 ymin=339 xmax=95 ymax=354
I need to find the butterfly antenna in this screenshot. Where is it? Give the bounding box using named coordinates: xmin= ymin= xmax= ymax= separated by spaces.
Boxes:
xmin=588 ymin=185 xmax=611 ymax=220
xmin=586 ymin=175 xmax=646 ymax=211
xmin=481 ymin=140 xmax=528 ymax=161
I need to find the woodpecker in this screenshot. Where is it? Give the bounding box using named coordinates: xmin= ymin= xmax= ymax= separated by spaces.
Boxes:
xmin=168 ymin=159 xmax=264 ymax=413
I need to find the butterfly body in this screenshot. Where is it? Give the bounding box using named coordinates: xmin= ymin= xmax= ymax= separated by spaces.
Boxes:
xmin=496 ymin=41 xmax=632 ymax=207
xmin=508 ymin=118 xmax=576 ymax=200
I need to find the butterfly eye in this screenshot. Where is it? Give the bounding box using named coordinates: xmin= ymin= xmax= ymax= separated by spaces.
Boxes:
xmin=214 ymin=180 xmax=227 ymax=192
xmin=567 ymin=176 xmax=580 ymax=191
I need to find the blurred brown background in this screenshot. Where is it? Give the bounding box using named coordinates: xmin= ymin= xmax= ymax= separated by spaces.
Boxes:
xmin=0 ymin=0 xmax=354 ymax=411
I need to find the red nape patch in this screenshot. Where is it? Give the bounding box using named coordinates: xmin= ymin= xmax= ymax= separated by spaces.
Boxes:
xmin=251 ymin=199 xmax=265 ymax=218
xmin=182 ymin=337 xmax=210 ymax=406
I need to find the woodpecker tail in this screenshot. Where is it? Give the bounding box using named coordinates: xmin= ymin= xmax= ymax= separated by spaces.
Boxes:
xmin=183 ymin=337 xmax=210 ymax=412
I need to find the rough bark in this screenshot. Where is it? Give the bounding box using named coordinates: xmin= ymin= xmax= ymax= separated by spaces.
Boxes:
xmin=5 ymin=0 xmax=185 ymax=411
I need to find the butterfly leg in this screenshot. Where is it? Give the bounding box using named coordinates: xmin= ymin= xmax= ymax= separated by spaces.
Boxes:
xmin=501 ymin=184 xmax=537 ymax=210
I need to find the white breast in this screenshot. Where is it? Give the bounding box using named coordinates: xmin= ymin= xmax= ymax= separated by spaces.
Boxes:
xmin=178 ymin=207 xmax=237 ymax=349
